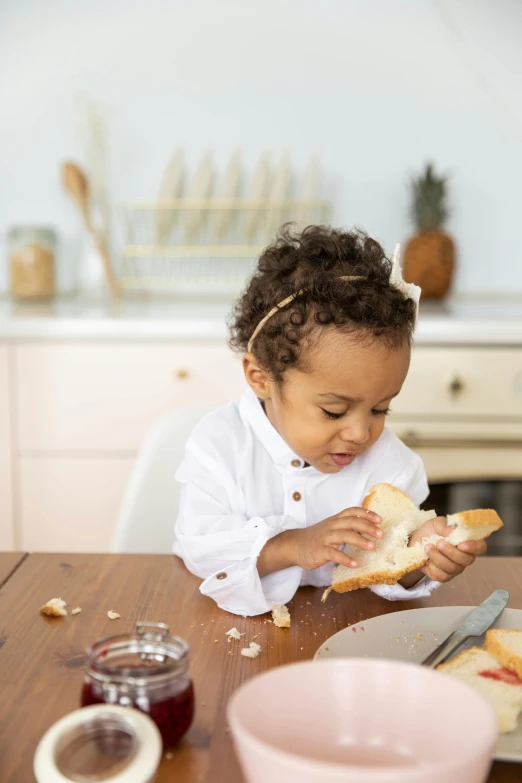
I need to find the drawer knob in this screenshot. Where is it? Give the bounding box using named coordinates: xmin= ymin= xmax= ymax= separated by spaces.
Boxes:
xmin=175 ymin=369 xmax=189 ymax=380
xmin=448 ymin=375 xmax=465 ymax=398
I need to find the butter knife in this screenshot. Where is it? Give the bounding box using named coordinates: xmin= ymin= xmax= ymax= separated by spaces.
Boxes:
xmin=421 ymin=589 xmax=509 ymax=668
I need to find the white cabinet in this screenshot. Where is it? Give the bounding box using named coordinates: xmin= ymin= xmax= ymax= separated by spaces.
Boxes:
xmin=0 ymin=346 xmax=14 ymax=548
xmin=7 ymin=340 xmax=245 ymax=553
xmin=387 ymin=346 xmax=522 ymax=483
xmin=18 ymin=457 xmax=134 ymax=552
xmin=392 ymin=347 xmax=522 ymax=419
xmin=2 ymin=338 xmax=522 ymax=553
xmin=15 ymin=343 xmax=244 ymax=451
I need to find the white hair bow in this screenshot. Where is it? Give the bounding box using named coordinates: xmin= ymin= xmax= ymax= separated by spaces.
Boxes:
xmin=390 ymin=243 xmax=421 ymax=326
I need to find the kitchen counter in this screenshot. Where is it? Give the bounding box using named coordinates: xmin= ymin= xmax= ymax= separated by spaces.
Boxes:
xmin=1 ymin=294 xmax=522 ymax=344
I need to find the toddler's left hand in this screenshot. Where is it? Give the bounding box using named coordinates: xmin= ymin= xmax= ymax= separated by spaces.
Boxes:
xmin=409 ymin=517 xmax=487 ymax=583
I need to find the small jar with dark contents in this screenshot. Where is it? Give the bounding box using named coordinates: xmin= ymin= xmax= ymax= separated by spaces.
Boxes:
xmin=81 ymin=622 xmax=194 ymax=748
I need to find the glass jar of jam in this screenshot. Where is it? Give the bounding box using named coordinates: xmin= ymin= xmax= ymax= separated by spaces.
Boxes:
xmin=81 ymin=622 xmax=194 ymax=748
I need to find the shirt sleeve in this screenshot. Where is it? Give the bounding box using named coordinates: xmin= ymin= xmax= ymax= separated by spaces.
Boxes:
xmin=369 ymin=444 xmax=441 ymax=601
xmin=174 ymin=442 xmax=300 ymax=616
xmin=370 ymin=576 xmax=440 ymax=601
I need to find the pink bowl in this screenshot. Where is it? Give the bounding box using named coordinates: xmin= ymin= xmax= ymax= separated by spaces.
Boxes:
xmin=228 ymin=659 xmax=496 ymax=783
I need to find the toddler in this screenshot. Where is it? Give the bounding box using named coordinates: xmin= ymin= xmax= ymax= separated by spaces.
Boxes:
xmin=174 ymin=226 xmax=486 ymax=615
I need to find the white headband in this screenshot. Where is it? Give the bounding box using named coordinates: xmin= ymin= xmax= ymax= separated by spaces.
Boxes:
xmin=247 ymin=243 xmax=421 ymax=354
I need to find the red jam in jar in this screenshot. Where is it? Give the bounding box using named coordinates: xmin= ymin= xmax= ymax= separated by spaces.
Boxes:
xmin=81 ymin=622 xmax=194 ymax=748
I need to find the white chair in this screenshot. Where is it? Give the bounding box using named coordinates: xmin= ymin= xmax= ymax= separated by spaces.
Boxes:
xmin=111 ymin=408 xmax=212 ymax=554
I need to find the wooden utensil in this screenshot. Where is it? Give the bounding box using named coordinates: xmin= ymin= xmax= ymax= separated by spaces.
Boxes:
xmin=62 ymin=161 xmax=119 ymax=297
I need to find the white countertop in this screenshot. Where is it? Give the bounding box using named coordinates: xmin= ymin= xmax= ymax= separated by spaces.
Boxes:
xmin=1 ymin=294 xmax=522 ymax=344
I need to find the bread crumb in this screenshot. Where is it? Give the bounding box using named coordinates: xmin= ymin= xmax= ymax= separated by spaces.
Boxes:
xmin=71 ymin=607 xmax=82 ymax=615
xmin=241 ymin=642 xmax=261 ymax=659
xmin=321 ymin=587 xmax=332 ymax=603
xmin=214 ymin=639 xmax=219 ymax=643
xmin=107 ymin=611 xmax=121 ymax=620
xmin=165 ymin=752 xmax=173 ymax=760
xmin=414 ymin=633 xmax=423 ymax=642
xmin=271 ymin=604 xmax=291 ymax=628
xmin=40 ymin=598 xmax=67 ymax=617
xmin=226 ymin=627 xmax=243 ymax=641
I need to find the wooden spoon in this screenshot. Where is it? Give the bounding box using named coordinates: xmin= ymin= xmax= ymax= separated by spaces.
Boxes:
xmin=62 ymin=161 xmax=119 ymax=297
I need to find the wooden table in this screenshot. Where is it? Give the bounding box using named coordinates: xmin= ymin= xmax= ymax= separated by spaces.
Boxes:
xmin=0 ymin=554 xmax=520 ymax=782
xmin=0 ymin=552 xmax=26 ymax=589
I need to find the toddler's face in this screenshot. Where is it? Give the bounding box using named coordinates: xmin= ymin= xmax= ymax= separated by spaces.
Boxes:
xmin=247 ymin=330 xmax=410 ymax=474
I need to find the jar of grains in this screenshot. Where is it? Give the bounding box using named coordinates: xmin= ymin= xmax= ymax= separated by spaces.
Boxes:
xmin=8 ymin=226 xmax=56 ymax=299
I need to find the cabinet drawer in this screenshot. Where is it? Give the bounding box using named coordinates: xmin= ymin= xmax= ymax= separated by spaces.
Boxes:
xmin=18 ymin=457 xmax=134 ymax=552
xmin=392 ymin=347 xmax=522 ymax=418
xmin=14 ymin=342 xmax=245 ymax=451
xmin=415 ymin=446 xmax=522 ymax=483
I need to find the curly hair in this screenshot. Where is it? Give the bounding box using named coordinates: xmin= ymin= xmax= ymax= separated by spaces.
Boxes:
xmin=229 ymin=225 xmax=416 ymax=381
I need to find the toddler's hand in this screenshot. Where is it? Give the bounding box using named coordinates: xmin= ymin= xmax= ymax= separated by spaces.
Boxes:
xmin=294 ymin=507 xmax=383 ymax=571
xmin=409 ymin=516 xmax=487 ymax=583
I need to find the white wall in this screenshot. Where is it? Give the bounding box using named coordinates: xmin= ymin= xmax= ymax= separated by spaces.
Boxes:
xmin=1 ymin=0 xmax=521 ymax=294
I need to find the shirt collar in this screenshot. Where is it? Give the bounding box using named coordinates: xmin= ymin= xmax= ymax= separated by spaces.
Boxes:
xmin=239 ymin=386 xmax=305 ymax=470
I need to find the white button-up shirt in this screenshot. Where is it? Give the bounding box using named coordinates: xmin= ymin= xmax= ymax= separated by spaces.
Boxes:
xmin=174 ymin=386 xmax=439 ymax=615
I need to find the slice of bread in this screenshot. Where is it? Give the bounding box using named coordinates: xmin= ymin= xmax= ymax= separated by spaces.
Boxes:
xmin=328 ymin=483 xmax=503 ymax=594
xmin=438 ymin=646 xmax=522 ymax=734
xmin=485 ymin=629 xmax=522 ymax=680
xmin=360 ymin=483 xmax=422 ymax=533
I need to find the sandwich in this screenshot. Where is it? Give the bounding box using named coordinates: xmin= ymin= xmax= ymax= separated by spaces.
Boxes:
xmin=438 ymin=630 xmax=522 ymax=733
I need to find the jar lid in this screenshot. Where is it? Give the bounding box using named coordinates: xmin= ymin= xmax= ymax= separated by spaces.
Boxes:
xmin=86 ymin=622 xmax=189 ymax=686
xmin=7 ymin=225 xmax=57 ymax=243
xmin=34 ymin=705 xmax=162 ymax=783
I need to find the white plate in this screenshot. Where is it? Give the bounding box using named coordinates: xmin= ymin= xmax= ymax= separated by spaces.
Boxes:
xmin=315 ymin=606 xmax=522 ymax=763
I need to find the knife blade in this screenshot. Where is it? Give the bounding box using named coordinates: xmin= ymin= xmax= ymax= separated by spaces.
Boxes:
xmin=421 ymin=589 xmax=509 ymax=668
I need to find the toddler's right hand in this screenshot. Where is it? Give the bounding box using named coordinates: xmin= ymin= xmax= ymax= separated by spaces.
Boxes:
xmin=294 ymin=508 xmax=383 ymax=571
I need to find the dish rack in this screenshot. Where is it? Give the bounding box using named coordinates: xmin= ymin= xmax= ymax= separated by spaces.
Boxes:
xmin=117 ymin=199 xmax=331 ymax=295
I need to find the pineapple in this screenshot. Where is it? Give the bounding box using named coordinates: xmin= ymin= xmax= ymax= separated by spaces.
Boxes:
xmin=403 ymin=163 xmax=455 ymax=299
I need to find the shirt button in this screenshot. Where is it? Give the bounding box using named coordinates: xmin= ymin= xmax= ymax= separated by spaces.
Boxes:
xmin=216 ymin=572 xmax=227 ymax=580
xmin=291 ymin=459 xmax=301 ymax=468
xmin=292 ymin=492 xmax=302 ymax=502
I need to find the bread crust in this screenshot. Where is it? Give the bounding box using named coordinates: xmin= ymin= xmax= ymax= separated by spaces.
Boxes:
xmin=436 ymin=646 xmax=486 ymax=673
xmin=361 ymin=483 xmax=413 ymax=511
xmin=331 ymin=555 xmax=428 ymax=593
xmin=449 ymin=509 xmax=503 ymax=531
xmin=485 ymin=630 xmax=522 ymax=679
